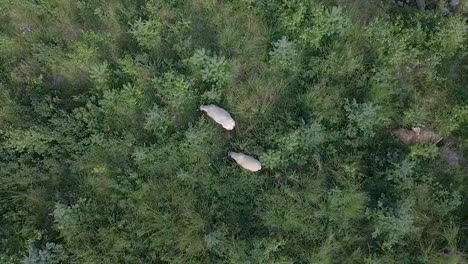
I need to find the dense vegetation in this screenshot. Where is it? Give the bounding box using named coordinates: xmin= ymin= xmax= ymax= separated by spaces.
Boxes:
xmin=0 ymin=0 xmax=467 ymax=263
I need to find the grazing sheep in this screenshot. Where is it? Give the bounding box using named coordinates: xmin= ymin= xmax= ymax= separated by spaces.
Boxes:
xmin=199 ymin=104 xmax=235 ymax=130
xmin=229 ymin=152 xmax=262 ymax=172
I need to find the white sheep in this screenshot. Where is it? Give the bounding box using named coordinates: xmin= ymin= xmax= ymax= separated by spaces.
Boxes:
xmin=199 ymin=104 xmax=235 ymax=130
xmin=229 ymin=152 xmax=262 ymax=172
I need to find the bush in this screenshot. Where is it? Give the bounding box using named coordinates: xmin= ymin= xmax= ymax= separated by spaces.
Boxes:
xmin=186 ymin=48 xmax=231 ymax=90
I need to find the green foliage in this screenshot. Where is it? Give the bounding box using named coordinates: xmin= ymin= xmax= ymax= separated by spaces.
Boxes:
xmin=187 ymin=48 xmax=231 ymax=90
xmin=260 ymin=121 xmax=328 ymax=170
xmin=437 ymin=105 xmax=468 ymax=137
xmin=99 ymin=82 xmax=144 ymax=133
xmin=386 ymin=158 xmax=418 ymax=190
xmin=368 ymin=199 xmax=420 ymax=249
xmin=409 ymin=143 xmax=440 ymax=161
xmin=130 ymin=18 xmax=163 ymax=51
xmin=143 ymin=104 xmax=170 ymax=136
xmin=269 ymin=36 xmax=299 ymax=72
xmin=429 ymin=15 xmax=466 ymax=57
xmin=278 ymin=2 xmax=348 ymax=47
xmin=344 ymin=99 xmax=386 ymax=147
xmin=0 ymin=0 xmax=466 ymax=263
xmin=89 ymin=62 xmax=111 ymax=91
xmin=152 ymin=72 xmax=198 ymax=129
xmin=402 ymin=106 xmax=430 ymax=127
xmin=22 ymin=242 xmax=67 ymax=264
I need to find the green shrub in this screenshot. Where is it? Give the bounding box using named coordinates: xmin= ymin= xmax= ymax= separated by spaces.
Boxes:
xmin=367 ymin=199 xmax=420 ymax=250
xmin=344 ymin=99 xmax=386 ymax=147
xmin=186 ymin=48 xmax=231 ymax=90
xmin=269 ymin=36 xmax=299 ymax=72
xmin=22 ymin=242 xmax=67 ymax=264
xmin=130 ymin=18 xmax=163 ymax=51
